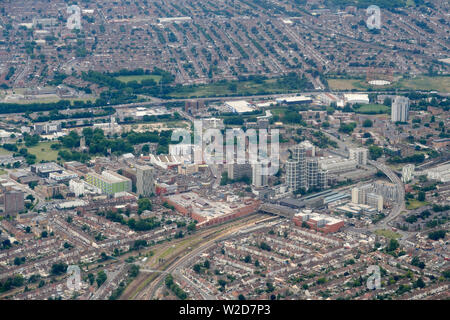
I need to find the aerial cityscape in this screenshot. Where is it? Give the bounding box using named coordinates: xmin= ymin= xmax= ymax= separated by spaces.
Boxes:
xmin=0 ymin=0 xmax=448 ymax=304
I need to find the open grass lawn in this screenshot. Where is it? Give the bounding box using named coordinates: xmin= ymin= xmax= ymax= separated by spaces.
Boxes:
xmin=328 ymin=75 xmax=450 ymax=93
xmin=399 ymin=76 xmax=450 ymax=93
xmin=374 ymin=229 xmax=402 ymax=240
xmin=166 ymin=78 xmax=298 ymax=99
xmin=406 ymin=199 xmax=429 ymax=210
xmin=327 ymin=79 xmax=363 ymax=90
xmin=355 ymin=104 xmax=390 ymax=114
xmin=27 ymin=141 xmax=64 ymax=163
xmin=115 ymin=75 xmax=162 ymax=84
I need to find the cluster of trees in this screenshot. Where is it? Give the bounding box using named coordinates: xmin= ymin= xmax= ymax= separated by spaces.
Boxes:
xmin=165 ymin=274 xmax=188 ymax=300
xmin=388 ymin=153 xmax=425 ymax=164
xmin=0 ymin=275 xmax=24 ymax=293
xmin=137 ymin=198 xmax=153 ymax=214
xmin=34 ymin=108 xmax=115 ymax=123
xmin=428 ymin=230 xmax=446 ymax=241
xmin=338 ymin=122 xmax=357 ymax=134
xmin=50 ymin=262 xmax=68 ymax=276
xmin=99 ymin=210 xmax=161 ymax=232
xmin=220 ymin=172 xmax=251 ymax=186
xmin=192 ymin=260 xmax=210 ymax=274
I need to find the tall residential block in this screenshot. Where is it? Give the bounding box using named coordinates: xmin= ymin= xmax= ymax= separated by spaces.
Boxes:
xmin=286 ymin=159 xmax=300 ymax=191
xmin=349 ymin=148 xmax=368 ymax=165
xmin=227 ymin=163 xmax=252 ymax=181
xmin=3 ymin=191 xmax=24 ymax=216
xmin=252 ymin=163 xmax=268 ymax=188
xmin=391 ymin=96 xmax=410 ymax=122
xmin=135 ymin=164 xmax=155 ymax=197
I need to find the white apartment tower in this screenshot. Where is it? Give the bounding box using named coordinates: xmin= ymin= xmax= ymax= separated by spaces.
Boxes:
xmin=349 ymin=148 xmax=368 ymax=165
xmin=391 ymin=96 xmax=410 ymax=122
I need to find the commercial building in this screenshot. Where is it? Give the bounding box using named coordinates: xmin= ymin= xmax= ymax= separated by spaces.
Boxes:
xmin=161 ymin=192 xmax=260 ymax=228
xmin=31 ymin=162 xmax=64 ymax=178
xmin=318 ymin=156 xmax=357 ymax=174
xmin=276 ymin=95 xmax=312 ymax=105
xmin=3 ymin=191 xmax=24 ymax=215
xmin=343 ymin=93 xmax=369 ymax=104
xmin=225 ymin=100 xmax=255 ymax=114
xmin=391 ymin=96 xmax=410 ymax=122
xmin=85 ymin=170 xmax=132 ymax=195
xmin=293 ymin=209 xmax=344 ymax=234
xmin=349 ymin=148 xmax=368 ymax=165
xmin=426 ymin=163 xmax=450 ymax=183
xmin=135 ymin=164 xmax=155 ymax=197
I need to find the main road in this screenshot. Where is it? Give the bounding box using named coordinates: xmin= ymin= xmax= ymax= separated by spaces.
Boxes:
xmin=367 ymin=160 xmax=406 ymax=229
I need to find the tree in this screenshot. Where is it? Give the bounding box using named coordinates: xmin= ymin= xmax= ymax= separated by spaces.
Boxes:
xmin=137 ymin=197 xmax=152 ymax=214
xmin=417 ymin=191 xmax=426 ymax=202
xmin=187 ymin=222 xmax=196 ymax=233
xmin=369 ymin=145 xmax=383 ymax=160
xmin=51 ymin=263 xmax=68 ymax=275
xmin=415 ymin=277 xmax=425 ymax=289
xmin=96 ymin=270 xmax=107 ymax=287
xmin=387 ymin=239 xmax=399 ymax=252
xmin=193 ymin=264 xmax=202 ymax=273
xmin=87 ymin=273 xmax=95 ymax=285
xmin=363 ymin=119 xmax=373 ymax=127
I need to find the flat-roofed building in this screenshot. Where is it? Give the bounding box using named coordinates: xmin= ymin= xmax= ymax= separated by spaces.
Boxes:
xmin=85 ymin=170 xmax=132 ymax=195
xmin=3 ymin=191 xmax=24 ymax=216
xmin=349 ymin=148 xmax=368 ymax=165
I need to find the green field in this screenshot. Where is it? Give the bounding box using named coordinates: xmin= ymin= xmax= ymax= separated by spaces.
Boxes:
xmin=328 ymin=76 xmax=450 ymax=93
xmin=27 ymin=141 xmax=64 ymax=163
xmin=399 ymin=76 xmax=450 ymax=93
xmin=115 ymin=75 xmax=162 ymax=84
xmin=406 ymin=199 xmax=429 ymax=210
xmin=355 ymin=104 xmax=390 ymax=114
xmin=166 ymin=78 xmax=304 ymax=99
xmin=374 ymin=229 xmax=402 ymax=240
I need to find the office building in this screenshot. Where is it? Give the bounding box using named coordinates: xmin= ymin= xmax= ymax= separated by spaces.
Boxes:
xmin=135 ymin=164 xmax=155 ymax=197
xmin=391 ymin=96 xmax=410 ymax=122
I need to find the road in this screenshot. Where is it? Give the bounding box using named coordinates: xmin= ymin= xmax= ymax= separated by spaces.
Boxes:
xmin=368 ymin=160 xmax=406 ymax=229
